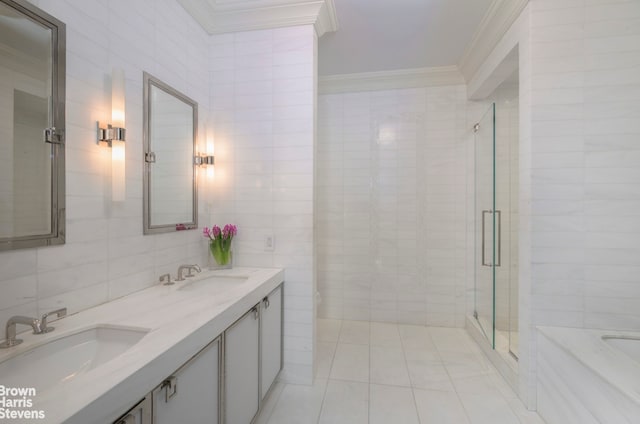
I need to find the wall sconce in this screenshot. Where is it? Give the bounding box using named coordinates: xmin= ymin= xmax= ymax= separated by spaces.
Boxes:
xmin=200 ymin=122 xmax=215 ymax=179
xmin=97 ymin=69 xmax=126 ymax=202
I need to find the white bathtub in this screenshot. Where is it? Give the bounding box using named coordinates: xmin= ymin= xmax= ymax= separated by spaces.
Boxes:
xmin=537 ymin=327 xmax=640 ymax=424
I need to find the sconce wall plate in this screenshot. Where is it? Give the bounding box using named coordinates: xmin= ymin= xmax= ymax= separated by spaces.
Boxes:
xmin=194 ymin=154 xmax=215 ymax=166
xmin=97 ymin=122 xmax=126 ymax=146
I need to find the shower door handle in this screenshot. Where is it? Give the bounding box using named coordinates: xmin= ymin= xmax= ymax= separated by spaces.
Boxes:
xmin=495 ymin=210 xmax=501 ymax=267
xmin=481 ymin=210 xmax=491 ymax=267
xmin=482 ymin=209 xmax=502 ymax=267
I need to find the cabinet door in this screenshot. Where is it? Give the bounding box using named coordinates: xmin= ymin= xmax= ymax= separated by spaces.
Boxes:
xmin=112 ymin=396 xmax=151 ymax=424
xmin=225 ymin=306 xmax=260 ymax=424
xmin=261 ymin=284 xmax=282 ymax=399
xmin=153 ymin=337 xmax=220 ymax=424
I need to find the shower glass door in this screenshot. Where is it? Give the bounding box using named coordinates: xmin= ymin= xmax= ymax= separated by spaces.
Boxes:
xmin=474 ymin=103 xmax=496 ymax=349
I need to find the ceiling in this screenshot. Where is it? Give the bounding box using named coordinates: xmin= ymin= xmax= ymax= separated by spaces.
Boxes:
xmin=318 ymin=0 xmax=494 ymax=76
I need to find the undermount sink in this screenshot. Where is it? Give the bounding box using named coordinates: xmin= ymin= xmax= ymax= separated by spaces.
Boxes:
xmin=0 ymin=325 xmax=149 ymax=393
xmin=178 ymin=275 xmax=249 ymax=292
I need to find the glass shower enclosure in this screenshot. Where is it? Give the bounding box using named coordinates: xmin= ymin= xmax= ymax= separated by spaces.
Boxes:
xmin=474 ymin=103 xmax=497 ymax=348
xmin=474 ymin=101 xmax=518 ymax=360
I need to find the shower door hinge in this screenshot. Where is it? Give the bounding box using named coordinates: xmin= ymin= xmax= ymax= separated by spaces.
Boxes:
xmin=44 ymin=127 xmax=65 ymax=145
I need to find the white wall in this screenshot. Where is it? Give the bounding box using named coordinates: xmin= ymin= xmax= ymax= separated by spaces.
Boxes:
xmin=0 ymin=0 xmax=212 ymax=335
xmin=316 ymin=85 xmax=468 ymax=327
xmin=208 ymin=25 xmax=317 ymax=384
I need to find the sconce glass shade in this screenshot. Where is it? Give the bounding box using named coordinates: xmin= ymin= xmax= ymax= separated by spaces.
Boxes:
xmin=205 ymin=122 xmax=215 ymax=179
xmin=111 ymin=68 xmax=126 ymax=202
xmin=111 ymin=68 xmax=125 ymax=129
xmin=111 ymin=139 xmax=125 ymax=201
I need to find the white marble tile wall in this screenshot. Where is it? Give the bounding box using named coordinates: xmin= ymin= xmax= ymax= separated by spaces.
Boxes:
xmin=0 ymin=0 xmax=212 ymax=330
xmin=207 ymin=25 xmax=317 ymax=384
xmin=529 ymin=0 xmax=640 ymax=331
xmin=316 ymin=86 xmax=467 ymax=327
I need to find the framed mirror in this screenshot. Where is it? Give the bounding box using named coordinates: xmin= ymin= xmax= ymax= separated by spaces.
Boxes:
xmin=143 ymin=72 xmax=198 ymax=235
xmin=0 ymin=0 xmax=66 ymax=251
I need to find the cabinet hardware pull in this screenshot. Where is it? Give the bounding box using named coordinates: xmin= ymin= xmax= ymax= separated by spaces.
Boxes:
xmin=116 ymin=413 xmax=135 ymax=424
xmin=162 ymin=376 xmax=178 ymax=402
xmin=263 ymin=297 xmax=270 ymax=309
xmin=252 ymin=307 xmax=259 ymax=320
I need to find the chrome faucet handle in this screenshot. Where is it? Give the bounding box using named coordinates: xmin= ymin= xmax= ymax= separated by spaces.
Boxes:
xmin=177 ymin=264 xmax=200 ymax=280
xmin=185 ymin=264 xmax=201 ymax=277
xmin=38 ymin=308 xmax=67 ymax=334
xmin=176 ymin=265 xmax=189 ymax=281
xmin=160 ymin=273 xmax=174 ymax=286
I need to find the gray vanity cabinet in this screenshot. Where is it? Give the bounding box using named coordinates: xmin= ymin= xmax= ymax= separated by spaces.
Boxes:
xmin=224 ymin=305 xmax=260 ymax=424
xmin=152 ymin=337 xmax=220 ymax=424
xmin=260 ymin=285 xmax=283 ymax=399
xmin=112 ymin=283 xmax=283 ymax=424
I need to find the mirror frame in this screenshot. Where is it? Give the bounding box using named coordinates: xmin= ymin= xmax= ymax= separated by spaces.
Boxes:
xmin=0 ymin=0 xmax=66 ymax=251
xmin=143 ymin=72 xmax=198 ymax=235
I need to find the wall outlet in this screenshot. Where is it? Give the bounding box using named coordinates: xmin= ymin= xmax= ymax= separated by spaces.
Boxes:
xmin=264 ymin=234 xmax=275 ymax=252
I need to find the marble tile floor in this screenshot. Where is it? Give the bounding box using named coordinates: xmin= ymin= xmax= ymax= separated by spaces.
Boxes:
xmin=256 ymin=319 xmax=546 ymax=424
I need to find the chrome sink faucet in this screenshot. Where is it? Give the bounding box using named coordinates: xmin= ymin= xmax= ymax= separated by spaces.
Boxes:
xmin=1 ymin=308 xmax=67 ymax=348
xmin=176 ymin=264 xmax=201 ymax=281
xmin=1 ymin=316 xmax=40 ymax=348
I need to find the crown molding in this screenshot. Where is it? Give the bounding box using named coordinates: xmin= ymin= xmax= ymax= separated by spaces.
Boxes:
xmin=318 ymin=66 xmax=465 ymax=94
xmin=177 ymin=0 xmax=338 ymax=36
xmin=458 ymin=0 xmax=528 ymax=84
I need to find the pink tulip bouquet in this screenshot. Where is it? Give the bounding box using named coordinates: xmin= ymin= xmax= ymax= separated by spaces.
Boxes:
xmin=203 ymin=224 xmax=237 ymax=267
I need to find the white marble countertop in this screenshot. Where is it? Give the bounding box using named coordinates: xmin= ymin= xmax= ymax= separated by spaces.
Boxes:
xmin=0 ymin=267 xmax=284 ymax=424
xmin=537 ymin=326 xmax=640 ymax=405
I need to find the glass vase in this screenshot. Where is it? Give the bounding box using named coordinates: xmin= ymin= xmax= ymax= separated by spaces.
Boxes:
xmin=208 ymin=242 xmax=233 ymax=270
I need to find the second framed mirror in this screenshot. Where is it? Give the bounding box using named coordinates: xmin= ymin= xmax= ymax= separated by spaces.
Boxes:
xmin=143 ymin=72 xmax=198 ymax=235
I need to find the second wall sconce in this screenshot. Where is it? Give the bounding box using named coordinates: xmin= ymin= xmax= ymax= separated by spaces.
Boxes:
xmin=199 ymin=122 xmax=215 ymax=179
xmin=97 ymin=68 xmax=126 ymax=202
xmin=195 ymin=153 xmax=215 ymax=180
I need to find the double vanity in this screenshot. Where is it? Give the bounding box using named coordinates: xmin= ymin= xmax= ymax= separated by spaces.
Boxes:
xmin=0 ymin=267 xmax=284 ymax=424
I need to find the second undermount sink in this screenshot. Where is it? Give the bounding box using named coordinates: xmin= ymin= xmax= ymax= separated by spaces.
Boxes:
xmin=178 ymin=275 xmax=249 ymax=292
xmin=0 ymin=325 xmax=149 ymax=393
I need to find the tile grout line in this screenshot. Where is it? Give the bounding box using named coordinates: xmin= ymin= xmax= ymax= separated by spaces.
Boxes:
xmin=430 ymin=328 xmax=477 ymax=424
xmin=398 ymin=323 xmax=425 ymax=424
xmin=368 ymin=321 xmax=372 ymax=424
xmin=256 ymin=381 xmax=285 ymax=424
xmin=315 ymin=319 xmax=343 ymax=424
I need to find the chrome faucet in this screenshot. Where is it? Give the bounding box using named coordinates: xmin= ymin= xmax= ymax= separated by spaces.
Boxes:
xmin=1 ymin=316 xmax=40 ymax=348
xmin=176 ymin=264 xmax=201 ymax=281
xmin=1 ymin=308 xmax=67 ymax=348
